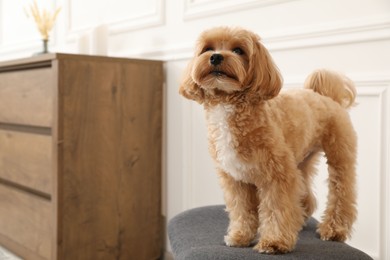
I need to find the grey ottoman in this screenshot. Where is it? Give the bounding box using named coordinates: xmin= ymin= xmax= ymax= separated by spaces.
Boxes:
xmin=168 ymin=205 xmax=372 ymax=260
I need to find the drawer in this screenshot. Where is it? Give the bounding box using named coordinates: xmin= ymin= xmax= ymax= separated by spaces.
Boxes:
xmin=0 ymin=184 xmax=52 ymax=259
xmin=0 ymin=129 xmax=52 ymax=195
xmin=0 ymin=67 xmax=53 ymax=127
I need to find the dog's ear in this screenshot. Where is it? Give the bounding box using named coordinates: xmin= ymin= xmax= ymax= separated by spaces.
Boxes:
xmin=179 ymin=59 xmax=205 ymax=104
xmin=247 ymin=36 xmax=283 ymax=99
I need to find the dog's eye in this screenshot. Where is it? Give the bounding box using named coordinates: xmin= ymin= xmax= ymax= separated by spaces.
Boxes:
xmin=232 ymin=48 xmax=244 ymax=55
xmin=203 ymin=47 xmax=214 ymax=53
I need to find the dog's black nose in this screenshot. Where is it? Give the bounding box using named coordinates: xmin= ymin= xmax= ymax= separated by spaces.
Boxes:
xmin=210 ymin=54 xmax=224 ymax=66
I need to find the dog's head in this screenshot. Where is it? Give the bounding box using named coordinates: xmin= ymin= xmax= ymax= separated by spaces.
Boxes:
xmin=179 ymin=27 xmax=283 ymax=104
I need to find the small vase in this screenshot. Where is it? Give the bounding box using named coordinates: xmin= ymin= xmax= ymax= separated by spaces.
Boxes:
xmin=42 ymin=39 xmax=49 ymax=53
xmin=34 ymin=39 xmax=49 ymax=56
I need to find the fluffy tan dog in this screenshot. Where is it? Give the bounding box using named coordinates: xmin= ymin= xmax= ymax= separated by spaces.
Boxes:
xmin=179 ymin=27 xmax=357 ymax=254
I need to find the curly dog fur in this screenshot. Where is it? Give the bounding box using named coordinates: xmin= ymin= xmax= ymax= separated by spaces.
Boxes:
xmin=179 ymin=27 xmax=357 ymax=254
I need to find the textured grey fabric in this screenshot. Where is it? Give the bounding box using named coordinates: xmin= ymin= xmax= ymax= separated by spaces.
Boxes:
xmin=168 ymin=205 xmax=372 ymax=260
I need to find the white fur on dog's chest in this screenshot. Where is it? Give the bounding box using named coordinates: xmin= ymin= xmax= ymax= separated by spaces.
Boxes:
xmin=206 ymin=104 xmax=253 ymax=181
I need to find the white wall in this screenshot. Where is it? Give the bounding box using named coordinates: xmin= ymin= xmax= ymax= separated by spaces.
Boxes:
xmin=1 ymin=0 xmax=390 ymax=259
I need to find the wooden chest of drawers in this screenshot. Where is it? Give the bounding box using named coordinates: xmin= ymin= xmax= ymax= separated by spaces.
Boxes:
xmin=0 ymin=53 xmax=163 ymax=260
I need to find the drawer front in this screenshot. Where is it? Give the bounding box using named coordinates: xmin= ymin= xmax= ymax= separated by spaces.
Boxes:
xmin=0 ymin=67 xmax=53 ymax=127
xmin=0 ymin=184 xmax=52 ymax=259
xmin=0 ymin=129 xmax=52 ymax=195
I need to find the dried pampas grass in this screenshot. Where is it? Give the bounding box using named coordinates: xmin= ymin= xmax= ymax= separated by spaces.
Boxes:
xmin=25 ymin=0 xmax=61 ymax=40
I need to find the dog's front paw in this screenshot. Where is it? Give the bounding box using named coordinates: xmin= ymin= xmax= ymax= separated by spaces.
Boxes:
xmin=317 ymin=222 xmax=348 ymax=242
xmin=224 ymin=231 xmax=254 ymax=247
xmin=254 ymin=239 xmax=294 ymax=254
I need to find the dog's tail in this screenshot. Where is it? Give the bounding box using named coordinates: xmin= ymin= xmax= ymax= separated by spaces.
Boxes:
xmin=304 ymin=69 xmax=356 ymax=109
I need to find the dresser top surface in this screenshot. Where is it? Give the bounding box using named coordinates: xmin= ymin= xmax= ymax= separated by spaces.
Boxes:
xmin=0 ymin=53 xmax=162 ymax=72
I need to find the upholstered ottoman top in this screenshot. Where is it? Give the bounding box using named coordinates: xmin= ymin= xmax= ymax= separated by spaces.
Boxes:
xmin=168 ymin=205 xmax=372 ymax=260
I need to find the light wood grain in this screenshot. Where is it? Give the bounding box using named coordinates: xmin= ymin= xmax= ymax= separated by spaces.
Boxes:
xmin=0 ymin=67 xmax=53 ymax=127
xmin=0 ymin=130 xmax=52 ymax=195
xmin=0 ymin=184 xmax=52 ymax=259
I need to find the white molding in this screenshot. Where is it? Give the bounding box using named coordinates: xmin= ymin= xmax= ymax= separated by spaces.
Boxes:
xmin=183 ymin=0 xmax=297 ymax=20
xmin=0 ymin=39 xmax=42 ymax=56
xmin=356 ymin=85 xmax=390 ymax=260
xmin=0 ymin=38 xmax=60 ymax=59
xmin=283 ymin=74 xmax=390 ymax=89
xmin=348 ymin=74 xmax=390 ymax=87
xmin=120 ymin=15 xmax=390 ymax=61
xmin=181 ymin=99 xmax=194 ymax=209
xmin=65 ymin=0 xmax=165 ymax=42
xmin=380 ymin=86 xmax=390 ymax=260
xmin=115 ymin=42 xmax=193 ymax=61
xmin=262 ymin=15 xmax=390 ymax=51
